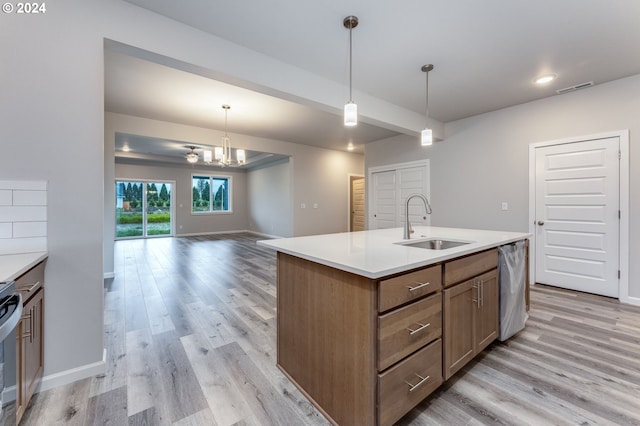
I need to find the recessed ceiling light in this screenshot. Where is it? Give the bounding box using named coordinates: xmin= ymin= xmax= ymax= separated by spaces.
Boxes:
xmin=534 ymin=74 xmax=557 ymax=85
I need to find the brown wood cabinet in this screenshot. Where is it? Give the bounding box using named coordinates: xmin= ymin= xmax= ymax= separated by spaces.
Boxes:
xmin=443 ymin=250 xmax=498 ymax=380
xmin=277 ymin=245 xmax=512 ymax=425
xmin=277 ymin=253 xmax=443 ymax=426
xmin=15 ymin=261 xmax=45 ymax=424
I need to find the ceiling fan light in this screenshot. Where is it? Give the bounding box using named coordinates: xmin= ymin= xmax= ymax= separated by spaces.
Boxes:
xmin=421 ymin=128 xmax=433 ymax=146
xmin=185 ymin=149 xmax=199 ymax=163
xmin=344 ymin=102 xmax=357 ymax=126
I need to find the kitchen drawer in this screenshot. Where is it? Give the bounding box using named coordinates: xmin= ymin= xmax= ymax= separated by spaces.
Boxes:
xmin=378 ymin=293 xmax=442 ymax=371
xmin=16 ymin=260 xmax=45 ymax=302
xmin=378 ymin=338 xmax=443 ymax=426
xmin=443 ymin=248 xmax=498 ymax=287
xmin=379 ymin=264 xmax=441 ymax=312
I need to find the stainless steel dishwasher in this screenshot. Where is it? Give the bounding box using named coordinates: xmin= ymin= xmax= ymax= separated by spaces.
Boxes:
xmin=0 ymin=281 xmax=22 ymax=426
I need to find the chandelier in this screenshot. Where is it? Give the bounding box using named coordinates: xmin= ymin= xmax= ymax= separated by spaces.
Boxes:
xmin=204 ymin=105 xmax=246 ymax=167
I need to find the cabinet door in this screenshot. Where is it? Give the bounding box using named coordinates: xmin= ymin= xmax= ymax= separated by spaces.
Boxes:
xmin=475 ymin=269 xmax=498 ymax=352
xmin=16 ymin=289 xmax=44 ymax=424
xmin=443 ymin=279 xmax=475 ymax=380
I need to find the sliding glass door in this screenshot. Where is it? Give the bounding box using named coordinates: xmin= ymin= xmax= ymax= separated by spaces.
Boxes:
xmin=115 ymin=180 xmax=173 ymax=239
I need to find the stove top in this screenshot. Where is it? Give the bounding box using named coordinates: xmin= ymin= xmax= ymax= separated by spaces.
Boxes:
xmin=0 ymin=282 xmax=15 ymax=301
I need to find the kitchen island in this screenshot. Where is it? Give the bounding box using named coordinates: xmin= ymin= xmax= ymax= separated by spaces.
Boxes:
xmin=258 ymin=226 xmax=529 ymax=426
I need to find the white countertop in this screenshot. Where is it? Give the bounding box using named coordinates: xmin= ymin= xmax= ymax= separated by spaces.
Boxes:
xmin=258 ymin=226 xmax=530 ymax=279
xmin=0 ymin=252 xmax=48 ymax=282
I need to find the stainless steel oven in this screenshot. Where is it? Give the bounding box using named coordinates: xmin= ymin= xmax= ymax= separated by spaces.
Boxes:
xmin=0 ymin=282 xmax=22 ymax=426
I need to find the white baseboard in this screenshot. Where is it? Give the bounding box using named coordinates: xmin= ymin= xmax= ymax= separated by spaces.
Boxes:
xmin=175 ymin=229 xmax=284 ymax=239
xmin=175 ymin=229 xmax=247 ymax=237
xmin=103 ymin=272 xmax=115 ymax=279
xmin=246 ymin=230 xmax=284 ymax=239
xmin=621 ymin=295 xmax=640 ymax=307
xmin=38 ymin=348 xmax=106 ymax=393
xmin=2 ymin=349 xmax=106 ymax=403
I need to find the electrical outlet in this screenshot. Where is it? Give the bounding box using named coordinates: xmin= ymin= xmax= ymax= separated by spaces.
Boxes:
xmin=301 ymin=203 xmax=306 ymax=209
xmin=501 ymin=202 xmax=508 ymax=211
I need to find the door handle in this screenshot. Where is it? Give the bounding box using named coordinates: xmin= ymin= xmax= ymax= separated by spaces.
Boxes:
xmin=537 ymin=220 xmax=544 ymax=226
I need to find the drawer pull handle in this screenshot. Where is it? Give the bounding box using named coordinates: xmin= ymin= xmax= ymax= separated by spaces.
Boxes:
xmin=407 ymin=322 xmax=431 ymax=335
xmin=407 ymin=282 xmax=430 ymax=292
xmin=18 ymin=281 xmax=40 ymax=292
xmin=405 ymin=374 xmax=430 ymax=392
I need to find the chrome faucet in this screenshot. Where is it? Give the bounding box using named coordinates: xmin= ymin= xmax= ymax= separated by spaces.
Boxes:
xmin=403 ymin=193 xmax=432 ymax=239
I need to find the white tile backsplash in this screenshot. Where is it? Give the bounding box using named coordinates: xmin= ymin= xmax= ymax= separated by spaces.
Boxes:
xmin=0 ymin=180 xmax=47 ymax=254
xmin=0 ymin=190 xmax=11 ymax=206
xmin=13 ymin=190 xmax=47 ymax=206
xmin=0 ymin=180 xmax=47 ymax=191
xmin=0 ymin=223 xmax=11 ymax=239
xmin=0 ymin=206 xmax=47 ymax=223
xmin=0 ymin=237 xmax=47 ymax=256
xmin=13 ymin=222 xmax=47 ymax=238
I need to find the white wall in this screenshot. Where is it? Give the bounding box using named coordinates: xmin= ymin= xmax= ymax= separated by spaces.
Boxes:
xmin=2 ymin=0 xmax=368 ymax=385
xmin=114 ymin=161 xmax=249 ymax=236
xmin=366 ymin=74 xmax=640 ymax=298
xmin=1 ymin=2 xmax=105 ymax=379
xmin=247 ymin=159 xmax=292 ymax=237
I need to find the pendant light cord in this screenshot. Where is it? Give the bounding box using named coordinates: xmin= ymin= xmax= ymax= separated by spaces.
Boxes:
xmin=224 ymin=107 xmax=228 ymax=137
xmin=349 ymin=22 xmax=353 ymax=102
xmin=425 ymin=69 xmax=429 ymax=127
xmin=422 ymin=64 xmax=434 ymax=128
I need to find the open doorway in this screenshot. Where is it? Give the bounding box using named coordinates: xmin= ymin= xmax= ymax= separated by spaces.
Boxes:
xmin=349 ymin=175 xmax=365 ymax=231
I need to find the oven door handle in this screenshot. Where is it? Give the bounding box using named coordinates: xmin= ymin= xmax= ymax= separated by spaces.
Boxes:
xmin=0 ymin=293 xmax=23 ymax=341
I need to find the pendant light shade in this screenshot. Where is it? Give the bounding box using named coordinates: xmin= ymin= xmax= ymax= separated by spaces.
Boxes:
xmin=421 ymin=128 xmax=433 ymax=146
xmin=203 ymin=149 xmax=212 ymax=163
xmin=236 ymin=149 xmax=246 ymax=164
xmin=344 ymin=102 xmax=357 ymax=126
xmin=343 ymin=15 xmax=358 ymax=127
xmin=421 ymin=64 xmax=434 ymax=146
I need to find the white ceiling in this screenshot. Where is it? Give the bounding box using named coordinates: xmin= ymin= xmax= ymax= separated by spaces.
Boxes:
xmin=110 ymin=0 xmax=640 ymax=158
xmin=106 ymin=50 xmax=400 ymax=156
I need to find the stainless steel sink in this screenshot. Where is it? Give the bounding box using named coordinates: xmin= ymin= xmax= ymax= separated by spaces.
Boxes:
xmin=396 ymin=239 xmax=471 ymax=250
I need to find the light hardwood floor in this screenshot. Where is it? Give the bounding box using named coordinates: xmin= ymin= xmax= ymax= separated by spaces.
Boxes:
xmin=21 ymin=234 xmax=640 ymax=425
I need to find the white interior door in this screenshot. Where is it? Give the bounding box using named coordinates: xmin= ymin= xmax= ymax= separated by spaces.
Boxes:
xmin=371 ymin=170 xmax=396 ymax=229
xmin=370 ymin=162 xmax=430 ymax=230
xmin=534 ymin=137 xmax=619 ymax=297
xmin=398 ymin=166 xmax=430 ymax=228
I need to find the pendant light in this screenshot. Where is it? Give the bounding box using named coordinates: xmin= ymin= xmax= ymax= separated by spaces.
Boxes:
xmin=343 ymin=15 xmax=358 ymax=127
xmin=421 ymin=64 xmax=434 ymax=146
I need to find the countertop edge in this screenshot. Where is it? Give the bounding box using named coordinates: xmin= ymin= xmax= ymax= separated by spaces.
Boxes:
xmin=0 ymin=252 xmax=49 ymax=282
xmin=258 ymin=229 xmax=530 ymax=279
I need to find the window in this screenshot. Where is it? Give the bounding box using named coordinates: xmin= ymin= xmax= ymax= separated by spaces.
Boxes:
xmin=192 ymin=175 xmax=231 ymax=213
